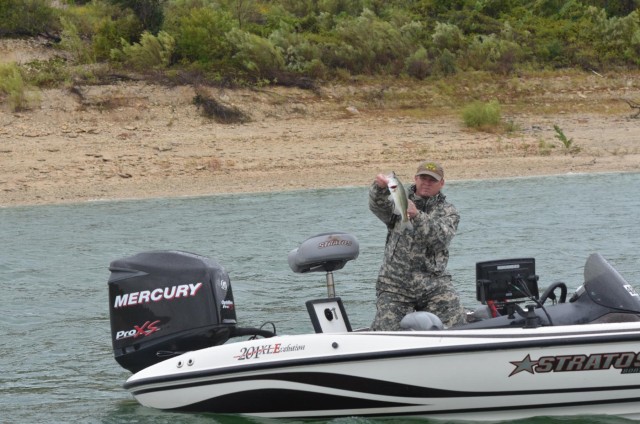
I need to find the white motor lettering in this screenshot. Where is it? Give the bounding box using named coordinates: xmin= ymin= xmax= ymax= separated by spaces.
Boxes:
xmin=113 ymin=295 xmax=128 ymax=308
xmin=175 ymin=285 xmax=189 ymax=298
xmin=127 ymin=292 xmax=139 ymax=306
xmin=113 ymin=282 xmax=205 ymax=308
xmin=151 ymin=288 xmax=163 ymax=301
xmin=116 ymin=329 xmax=136 ymax=340
xmin=189 ymin=282 xmax=203 ymax=295
xmin=163 ymin=286 xmax=176 ymax=299
xmin=137 ymin=290 xmax=150 ymax=304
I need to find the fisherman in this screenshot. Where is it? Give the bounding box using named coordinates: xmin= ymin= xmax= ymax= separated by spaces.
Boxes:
xmin=369 ymin=161 xmax=465 ymax=330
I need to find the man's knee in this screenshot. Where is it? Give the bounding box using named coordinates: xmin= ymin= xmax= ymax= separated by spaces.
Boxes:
xmin=372 ymin=292 xmax=411 ymax=331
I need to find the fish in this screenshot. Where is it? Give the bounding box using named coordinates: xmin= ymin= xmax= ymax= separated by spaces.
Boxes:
xmin=387 ymin=172 xmax=413 ymax=231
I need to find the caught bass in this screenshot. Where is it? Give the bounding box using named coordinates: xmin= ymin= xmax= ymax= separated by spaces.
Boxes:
xmin=387 ymin=172 xmax=413 ymax=231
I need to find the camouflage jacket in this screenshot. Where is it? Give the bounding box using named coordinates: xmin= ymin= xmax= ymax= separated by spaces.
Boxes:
xmin=369 ymin=182 xmax=460 ymax=295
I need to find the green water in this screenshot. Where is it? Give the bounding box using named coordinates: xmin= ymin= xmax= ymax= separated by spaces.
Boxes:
xmin=1 ymin=172 xmax=640 ymax=423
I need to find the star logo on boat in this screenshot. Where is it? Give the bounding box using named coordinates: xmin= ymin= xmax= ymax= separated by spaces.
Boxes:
xmin=509 ymin=354 xmax=538 ymax=376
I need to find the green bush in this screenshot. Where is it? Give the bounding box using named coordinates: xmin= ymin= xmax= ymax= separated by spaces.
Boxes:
xmin=226 ymin=28 xmax=285 ymax=80
xmin=0 ymin=63 xmax=39 ymax=111
xmin=93 ymin=10 xmax=143 ymax=61
xmin=2 ymin=0 xmax=640 ymax=84
xmin=59 ymin=16 xmax=95 ymax=64
xmin=108 ymin=0 xmax=164 ymax=34
xmin=111 ymin=31 xmax=175 ymax=70
xmin=554 ymin=124 xmax=580 ymax=154
xmin=463 ymin=33 xmax=522 ymax=74
xmin=21 ymin=57 xmax=70 ymax=88
xmin=405 ymin=47 xmax=432 ymax=79
xmin=587 ymin=8 xmax=640 ymax=66
xmin=0 ymin=0 xmax=58 ymax=36
xmin=462 ymin=100 xmax=502 ymax=130
xmin=269 ymin=23 xmax=323 ymax=74
xmin=316 ymin=0 xmax=364 ymax=16
xmin=275 ymin=0 xmax=317 ymax=17
xmin=431 ymin=22 xmax=464 ymax=53
xmin=323 ymin=9 xmax=417 ymax=74
xmin=167 ymin=7 xmax=234 ymax=65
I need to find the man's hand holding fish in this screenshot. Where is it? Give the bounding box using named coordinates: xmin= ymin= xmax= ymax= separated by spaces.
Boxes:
xmin=373 ymin=173 xmax=417 ymax=222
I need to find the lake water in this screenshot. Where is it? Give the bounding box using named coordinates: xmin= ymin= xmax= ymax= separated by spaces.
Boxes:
xmin=1 ymin=172 xmax=640 ymax=424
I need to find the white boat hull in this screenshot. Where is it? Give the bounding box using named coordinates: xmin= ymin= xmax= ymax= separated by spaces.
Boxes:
xmin=125 ymin=322 xmax=640 ymax=420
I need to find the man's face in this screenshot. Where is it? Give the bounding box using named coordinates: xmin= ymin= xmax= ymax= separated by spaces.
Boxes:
xmin=414 ymin=174 xmax=444 ymax=197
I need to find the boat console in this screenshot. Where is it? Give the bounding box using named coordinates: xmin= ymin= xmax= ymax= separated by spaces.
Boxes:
xmin=475 ymin=258 xmax=539 ymax=318
xmin=461 ymin=252 xmax=640 ymax=329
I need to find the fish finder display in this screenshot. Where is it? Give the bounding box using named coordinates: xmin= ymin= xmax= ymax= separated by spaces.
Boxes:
xmin=476 ymin=258 xmax=539 ymax=303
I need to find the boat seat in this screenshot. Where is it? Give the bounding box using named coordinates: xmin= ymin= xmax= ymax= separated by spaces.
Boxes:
xmin=400 ymin=311 xmax=444 ymax=331
xmin=288 ymin=232 xmax=359 ymax=274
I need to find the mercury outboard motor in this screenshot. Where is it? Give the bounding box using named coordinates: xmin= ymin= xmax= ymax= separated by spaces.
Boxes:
xmin=108 ymin=250 xmax=270 ymax=374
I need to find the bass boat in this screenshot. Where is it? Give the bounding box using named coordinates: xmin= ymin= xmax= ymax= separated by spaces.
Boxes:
xmin=108 ymin=232 xmax=640 ymax=420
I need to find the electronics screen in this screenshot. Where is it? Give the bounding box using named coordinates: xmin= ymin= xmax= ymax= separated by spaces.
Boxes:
xmin=476 ymin=258 xmax=538 ymax=303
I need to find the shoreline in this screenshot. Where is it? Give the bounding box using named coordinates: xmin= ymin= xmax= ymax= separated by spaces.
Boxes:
xmin=1 ymin=79 xmax=639 ymax=208
xmin=4 ymin=169 xmax=639 ymax=209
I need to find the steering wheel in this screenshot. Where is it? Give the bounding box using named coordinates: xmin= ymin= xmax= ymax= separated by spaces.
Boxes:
xmin=538 ymin=281 xmax=568 ymax=305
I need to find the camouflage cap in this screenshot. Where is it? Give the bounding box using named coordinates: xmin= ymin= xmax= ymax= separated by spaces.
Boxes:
xmin=415 ymin=161 xmax=444 ymax=181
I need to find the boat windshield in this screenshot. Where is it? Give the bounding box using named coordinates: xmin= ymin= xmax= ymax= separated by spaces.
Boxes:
xmin=583 ymin=253 xmax=640 ymax=313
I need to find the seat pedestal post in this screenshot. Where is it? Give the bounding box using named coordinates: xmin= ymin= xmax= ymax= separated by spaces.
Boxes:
xmin=326 ymin=271 xmax=335 ymax=298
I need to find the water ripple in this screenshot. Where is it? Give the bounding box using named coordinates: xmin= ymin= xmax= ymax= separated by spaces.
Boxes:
xmin=1 ymin=172 xmax=639 ymax=424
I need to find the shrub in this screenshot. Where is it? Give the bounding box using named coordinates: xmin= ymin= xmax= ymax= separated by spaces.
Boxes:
xmin=431 ymin=22 xmax=464 ymax=52
xmin=21 ymin=57 xmax=70 ymax=88
xmin=553 ymin=124 xmax=580 ymax=154
xmin=111 ymin=31 xmax=175 ymax=70
xmin=226 ymin=28 xmax=285 ymax=80
xmin=93 ymin=10 xmax=143 ymax=61
xmin=586 ymin=8 xmax=640 ymax=66
xmin=0 ymin=0 xmax=58 ymax=36
xmin=59 ymin=16 xmax=95 ymax=64
xmin=463 ymin=33 xmax=522 ymax=74
xmin=167 ymin=7 xmax=234 ymax=65
xmin=269 ymin=23 xmax=323 ymax=74
xmin=405 ymin=47 xmax=432 ymax=79
xmin=0 ymin=63 xmax=39 ymax=111
xmin=434 ymin=48 xmax=457 ymax=76
xmin=324 ymin=9 xmax=417 ymax=74
xmin=108 ymin=0 xmax=164 ymax=34
xmin=316 ymin=0 xmax=364 ymax=16
xmin=462 ymin=100 xmax=502 ymax=130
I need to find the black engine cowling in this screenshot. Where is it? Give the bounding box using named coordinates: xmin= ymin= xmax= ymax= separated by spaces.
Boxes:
xmin=108 ymin=250 xmax=237 ymax=373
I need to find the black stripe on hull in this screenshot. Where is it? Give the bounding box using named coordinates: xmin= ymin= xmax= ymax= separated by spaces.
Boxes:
xmin=133 ymin=371 xmax=446 ymax=397
xmin=132 ymin=371 xmax=640 ymax=399
xmin=180 ymin=388 xmax=410 ymax=413
xmin=133 ymin=371 xmax=640 ymax=418
xmin=173 ymin=387 xmax=640 ymax=418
